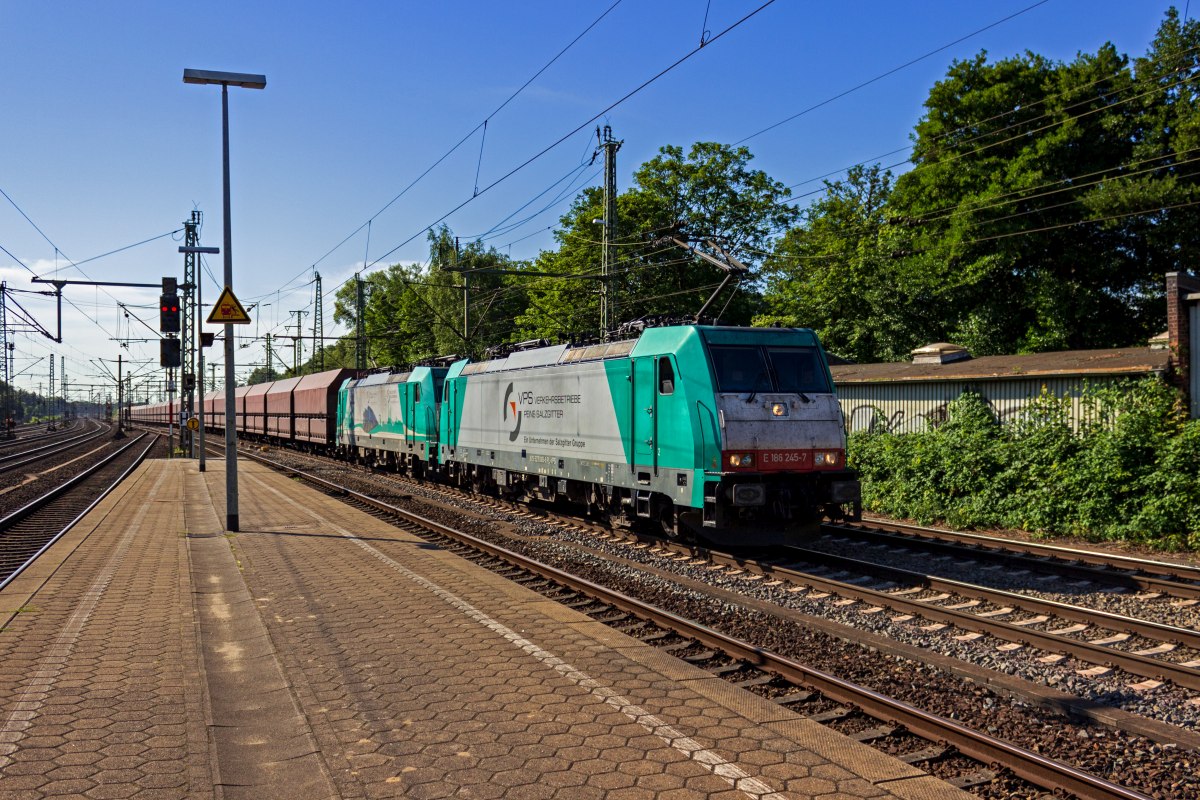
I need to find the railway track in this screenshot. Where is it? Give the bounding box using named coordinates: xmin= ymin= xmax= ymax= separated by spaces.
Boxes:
xmin=757 ymin=545 xmax=1200 ymax=690
xmin=0 ymin=419 xmax=81 ymax=451
xmin=340 ymin=459 xmax=1200 ymax=689
xmin=0 ymin=433 xmax=157 ymax=588
xmin=827 ymin=519 xmax=1200 ymax=600
xmin=231 ymin=445 xmax=1177 ymax=800
xmin=219 ymin=442 xmax=1200 ymax=703
xmin=0 ymin=420 xmax=110 ymax=475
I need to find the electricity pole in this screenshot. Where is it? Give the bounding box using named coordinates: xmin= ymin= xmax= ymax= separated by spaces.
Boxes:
xmin=597 ymin=124 xmax=622 ymax=337
xmin=355 ymin=275 xmax=367 ymax=370
xmin=116 ymin=354 xmax=124 ymax=437
xmin=0 ymin=283 xmax=9 ymax=437
xmin=313 ymin=272 xmax=324 ymax=371
xmin=182 ymin=211 xmax=202 ymax=449
xmin=289 ymin=309 xmax=308 ymax=373
xmin=180 ymin=240 xmax=219 ymax=471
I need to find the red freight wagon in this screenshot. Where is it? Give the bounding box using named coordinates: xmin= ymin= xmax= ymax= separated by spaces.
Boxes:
xmin=232 ymin=385 xmax=251 ymax=433
xmin=243 ymin=382 xmax=271 ymax=436
xmin=293 ymin=368 xmax=356 ymax=446
xmin=203 ymin=390 xmax=219 ymax=427
xmin=265 ymin=376 xmax=303 ymax=441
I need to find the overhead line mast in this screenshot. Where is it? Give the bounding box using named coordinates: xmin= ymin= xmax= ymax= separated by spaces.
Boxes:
xmin=597 ymin=124 xmax=622 ymax=337
xmin=313 ymin=271 xmax=323 ymax=371
xmin=182 ymin=211 xmax=201 ymax=438
xmin=0 ymin=284 xmax=9 ymax=437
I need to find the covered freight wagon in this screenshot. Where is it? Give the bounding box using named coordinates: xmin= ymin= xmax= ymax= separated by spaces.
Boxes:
xmin=293 ymin=368 xmax=356 ymax=447
xmin=243 ymin=382 xmax=270 ymax=437
xmin=265 ymin=376 xmax=303 ymax=441
xmin=232 ymin=385 xmax=251 ymax=433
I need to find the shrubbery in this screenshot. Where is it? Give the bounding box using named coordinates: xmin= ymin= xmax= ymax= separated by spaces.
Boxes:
xmin=847 ymin=380 xmax=1200 ymax=550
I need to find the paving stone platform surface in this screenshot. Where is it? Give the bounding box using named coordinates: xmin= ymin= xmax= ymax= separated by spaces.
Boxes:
xmin=0 ymin=458 xmax=973 ymax=800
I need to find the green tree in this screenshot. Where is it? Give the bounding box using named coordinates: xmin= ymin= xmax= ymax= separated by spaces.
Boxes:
xmin=517 ymin=142 xmax=798 ymax=337
xmin=423 ymin=226 xmax=531 ymax=358
xmin=332 ymin=227 xmax=530 ymax=367
xmin=758 ymin=164 xmax=935 ymax=361
xmin=883 ymin=10 xmax=1200 ymax=355
xmin=511 ymin=187 xmax=610 ymax=341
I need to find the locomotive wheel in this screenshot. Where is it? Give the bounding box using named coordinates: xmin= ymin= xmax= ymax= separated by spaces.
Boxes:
xmin=659 ymin=504 xmax=680 ymax=539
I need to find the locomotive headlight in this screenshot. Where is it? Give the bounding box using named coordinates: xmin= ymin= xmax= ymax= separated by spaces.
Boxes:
xmin=728 ymin=453 xmax=755 ymax=467
xmin=814 ymin=451 xmax=839 ymax=466
xmin=771 ymin=403 xmax=788 ymax=417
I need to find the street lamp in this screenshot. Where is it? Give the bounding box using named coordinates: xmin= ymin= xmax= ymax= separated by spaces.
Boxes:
xmin=183 ymin=68 xmax=265 ymax=532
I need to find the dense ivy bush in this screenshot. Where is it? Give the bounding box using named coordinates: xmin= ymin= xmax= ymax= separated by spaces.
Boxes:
xmin=846 ymin=380 xmax=1200 ymax=550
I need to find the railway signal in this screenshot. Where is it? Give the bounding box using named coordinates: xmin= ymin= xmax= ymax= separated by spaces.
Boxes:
xmin=160 ymin=293 xmax=180 ymax=332
xmin=160 ymin=337 xmax=181 ymax=368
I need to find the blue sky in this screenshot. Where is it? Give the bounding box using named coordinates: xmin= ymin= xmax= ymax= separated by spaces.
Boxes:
xmin=0 ymin=0 xmax=1184 ymax=402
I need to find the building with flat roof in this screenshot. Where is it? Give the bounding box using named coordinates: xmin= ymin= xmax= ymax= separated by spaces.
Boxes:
xmin=831 ymin=271 xmax=1197 ymax=432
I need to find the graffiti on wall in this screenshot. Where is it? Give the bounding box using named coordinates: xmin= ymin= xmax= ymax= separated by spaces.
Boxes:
xmin=841 ymin=389 xmax=1062 ymax=434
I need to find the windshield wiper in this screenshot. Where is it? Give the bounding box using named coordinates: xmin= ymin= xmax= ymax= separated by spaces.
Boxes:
xmin=746 ymin=369 xmax=769 ymax=403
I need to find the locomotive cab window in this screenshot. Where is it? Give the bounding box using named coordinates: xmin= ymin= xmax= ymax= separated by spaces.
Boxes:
xmin=658 ymin=357 xmax=675 ymax=395
xmin=766 ymin=347 xmax=829 ymax=393
xmin=413 ymin=384 xmax=421 ymax=402
xmin=708 ymin=345 xmax=772 ymax=393
xmin=708 ymin=344 xmax=828 ymax=394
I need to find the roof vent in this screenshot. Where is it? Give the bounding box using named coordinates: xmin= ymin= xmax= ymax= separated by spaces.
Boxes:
xmin=911 ymin=342 xmax=971 ymax=365
xmin=1149 ymin=330 xmax=1169 ymax=350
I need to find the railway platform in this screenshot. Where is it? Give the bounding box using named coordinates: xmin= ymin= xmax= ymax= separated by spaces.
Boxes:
xmin=0 ymin=458 xmax=971 ymax=800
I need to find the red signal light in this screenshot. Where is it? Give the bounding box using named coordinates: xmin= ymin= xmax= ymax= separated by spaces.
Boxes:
xmin=159 ymin=293 xmax=180 ymax=333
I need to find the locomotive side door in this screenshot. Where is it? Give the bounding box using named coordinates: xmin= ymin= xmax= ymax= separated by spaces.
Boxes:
xmin=630 ymin=356 xmax=656 ymax=482
xmin=405 ymin=383 xmax=416 ymax=448
xmin=443 ymin=376 xmax=460 ymax=461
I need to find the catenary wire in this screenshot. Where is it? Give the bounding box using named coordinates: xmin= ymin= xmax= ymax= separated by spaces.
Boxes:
xmin=363 ymin=0 xmax=780 ymax=272
xmin=735 ymin=0 xmax=1052 ymax=145
xmin=294 ymin=0 xmax=626 ymax=294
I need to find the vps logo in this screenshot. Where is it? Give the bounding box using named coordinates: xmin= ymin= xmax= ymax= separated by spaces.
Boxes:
xmin=503 ymin=382 xmax=522 ymax=441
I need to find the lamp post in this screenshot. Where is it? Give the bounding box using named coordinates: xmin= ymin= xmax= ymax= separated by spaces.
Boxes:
xmin=183 ymin=68 xmax=265 ymax=532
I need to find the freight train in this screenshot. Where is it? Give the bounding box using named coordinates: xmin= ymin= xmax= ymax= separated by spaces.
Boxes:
xmin=130 ymin=324 xmax=861 ymax=545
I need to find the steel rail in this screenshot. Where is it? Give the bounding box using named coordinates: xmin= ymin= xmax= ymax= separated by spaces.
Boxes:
xmin=0 ymin=434 xmax=157 ymax=592
xmin=0 ymin=433 xmax=152 ymax=532
xmin=239 ymin=449 xmax=1152 ymax=800
xmin=826 ymin=520 xmax=1200 ymax=599
xmin=0 ymin=426 xmax=111 ymax=474
xmin=0 ymin=418 xmax=85 ymax=450
xmin=719 ymin=546 xmax=1200 ymax=691
xmin=778 ymin=545 xmax=1200 ymax=652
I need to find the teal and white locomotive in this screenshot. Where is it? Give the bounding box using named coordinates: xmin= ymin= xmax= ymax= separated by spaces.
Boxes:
xmin=431 ymin=324 xmax=860 ymax=544
xmin=138 ymin=322 xmax=858 ymax=545
xmin=336 ymin=365 xmax=448 ymax=479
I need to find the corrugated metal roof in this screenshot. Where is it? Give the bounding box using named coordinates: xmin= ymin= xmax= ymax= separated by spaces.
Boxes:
xmin=832 ymin=346 xmax=1169 ymax=384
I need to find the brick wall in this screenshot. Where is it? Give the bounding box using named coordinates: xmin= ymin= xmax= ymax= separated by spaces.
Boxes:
xmin=1166 ymin=271 xmax=1200 ymax=398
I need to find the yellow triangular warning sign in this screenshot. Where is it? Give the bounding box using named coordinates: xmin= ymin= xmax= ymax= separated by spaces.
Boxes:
xmin=207 ymin=286 xmax=252 ymax=324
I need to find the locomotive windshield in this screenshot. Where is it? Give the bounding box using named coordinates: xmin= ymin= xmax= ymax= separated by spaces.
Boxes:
xmin=709 ymin=345 xmax=829 ymax=394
